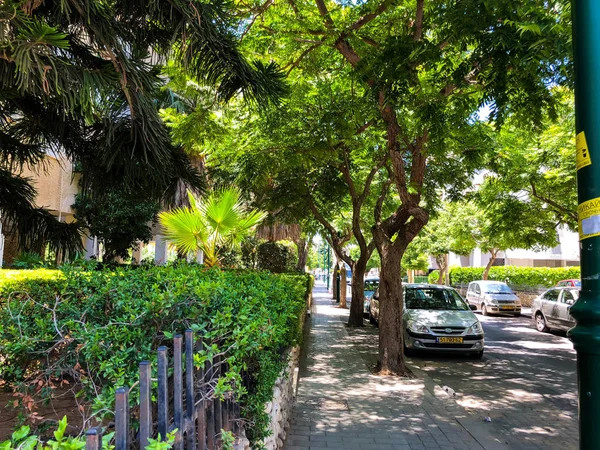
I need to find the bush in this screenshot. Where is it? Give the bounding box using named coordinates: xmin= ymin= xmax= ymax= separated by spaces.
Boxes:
xmin=256 ymin=240 xmax=297 ymax=273
xmin=0 ymin=265 xmax=309 ymax=445
xmin=427 ymin=266 xmax=581 ymax=288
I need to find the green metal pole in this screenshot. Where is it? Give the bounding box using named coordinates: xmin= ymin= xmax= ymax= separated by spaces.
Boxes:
xmin=326 ymin=245 xmax=330 ymax=290
xmin=569 ymin=2 xmax=600 ymax=448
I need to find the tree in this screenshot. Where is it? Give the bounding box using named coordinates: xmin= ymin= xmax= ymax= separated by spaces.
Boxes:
xmin=0 ymin=0 xmax=286 ymax=256
xmin=73 ymin=191 xmax=159 ymax=263
xmin=159 ymin=189 xmax=267 ymax=267
xmin=235 ymin=0 xmax=571 ymax=373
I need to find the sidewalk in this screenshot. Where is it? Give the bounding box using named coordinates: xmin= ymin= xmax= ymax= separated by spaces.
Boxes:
xmin=283 ymin=283 xmax=510 ymax=450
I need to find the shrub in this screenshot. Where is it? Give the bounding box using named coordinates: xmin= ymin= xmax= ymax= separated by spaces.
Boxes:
xmin=0 ymin=265 xmax=309 ymax=445
xmin=256 ymin=241 xmax=297 ymax=273
xmin=427 ymin=266 xmax=581 ymax=288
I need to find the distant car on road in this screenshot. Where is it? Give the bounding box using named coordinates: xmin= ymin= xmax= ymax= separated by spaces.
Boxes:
xmin=466 ymin=280 xmax=521 ymax=317
xmin=369 ymin=284 xmax=484 ymax=358
xmin=363 ymin=277 xmax=379 ymax=317
xmin=531 ymin=287 xmax=579 ymax=332
xmin=556 ymin=279 xmax=581 ymax=288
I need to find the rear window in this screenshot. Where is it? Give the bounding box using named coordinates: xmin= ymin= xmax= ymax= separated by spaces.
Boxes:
xmin=483 ymin=283 xmax=513 ymax=294
xmin=364 ymin=280 xmax=379 ymax=291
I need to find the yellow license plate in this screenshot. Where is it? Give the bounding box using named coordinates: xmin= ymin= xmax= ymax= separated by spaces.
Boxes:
xmin=437 ymin=337 xmax=463 ymax=344
xmin=500 ymin=306 xmax=513 ymax=310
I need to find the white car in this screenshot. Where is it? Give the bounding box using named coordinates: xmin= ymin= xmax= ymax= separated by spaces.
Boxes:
xmin=370 ymin=284 xmax=484 ymax=358
xmin=466 ymin=280 xmax=521 ymax=317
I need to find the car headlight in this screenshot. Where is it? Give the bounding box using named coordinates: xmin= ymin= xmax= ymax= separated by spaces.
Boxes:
xmin=487 ymin=297 xmax=498 ymax=305
xmin=408 ymin=321 xmax=430 ymax=334
xmin=468 ymin=321 xmax=483 ymax=335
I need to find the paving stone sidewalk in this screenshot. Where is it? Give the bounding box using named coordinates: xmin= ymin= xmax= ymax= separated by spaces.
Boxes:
xmin=283 ymin=283 xmax=510 ymax=450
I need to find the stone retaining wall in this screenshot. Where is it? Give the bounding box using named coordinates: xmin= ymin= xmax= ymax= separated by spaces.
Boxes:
xmin=262 ymin=346 xmax=301 ymax=450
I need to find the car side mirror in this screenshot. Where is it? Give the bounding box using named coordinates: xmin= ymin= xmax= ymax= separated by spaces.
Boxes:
xmin=469 ymin=305 xmax=477 ymax=311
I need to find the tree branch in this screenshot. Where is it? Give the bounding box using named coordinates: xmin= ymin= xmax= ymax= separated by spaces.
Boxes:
xmin=413 ymin=0 xmax=424 ymax=41
xmin=314 ymin=0 xmax=335 ymax=29
xmin=240 ymin=0 xmax=275 ymax=41
xmin=347 ymin=0 xmax=395 ymax=33
xmin=530 ymin=181 xmax=577 ymax=224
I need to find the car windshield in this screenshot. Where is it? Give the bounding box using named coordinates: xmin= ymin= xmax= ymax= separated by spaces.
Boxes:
xmin=405 ymin=288 xmax=470 ymax=311
xmin=364 ymin=280 xmax=379 ymax=291
xmin=484 ymin=283 xmax=513 ymax=294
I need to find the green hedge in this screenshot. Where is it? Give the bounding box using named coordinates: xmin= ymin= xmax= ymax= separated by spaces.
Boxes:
xmin=256 ymin=241 xmax=297 ymax=273
xmin=427 ymin=266 xmax=581 ymax=288
xmin=0 ymin=265 xmax=309 ymax=445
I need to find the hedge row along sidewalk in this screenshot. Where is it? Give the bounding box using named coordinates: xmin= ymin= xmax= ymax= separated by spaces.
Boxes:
xmin=428 ymin=266 xmax=580 ymax=288
xmin=0 ymin=264 xmax=311 ymax=446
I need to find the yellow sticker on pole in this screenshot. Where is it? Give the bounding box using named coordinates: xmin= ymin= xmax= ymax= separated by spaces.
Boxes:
xmin=577 ymin=131 xmax=592 ymax=170
xmin=578 ymin=197 xmax=600 ymax=240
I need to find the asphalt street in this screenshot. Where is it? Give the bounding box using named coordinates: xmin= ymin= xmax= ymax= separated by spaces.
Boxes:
xmin=407 ymin=312 xmax=578 ymax=449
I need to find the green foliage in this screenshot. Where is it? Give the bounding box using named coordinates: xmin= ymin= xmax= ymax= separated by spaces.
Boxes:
xmin=256 ymin=241 xmax=298 ymax=274
xmin=0 ymin=416 xmax=112 ymax=450
xmin=0 ymin=266 xmax=309 ymax=446
xmin=159 ymin=189 xmax=267 ymax=267
xmin=428 ymin=266 xmax=580 ymax=288
xmin=11 ymin=252 xmax=45 ymax=269
xmin=73 ymin=192 xmax=159 ymax=262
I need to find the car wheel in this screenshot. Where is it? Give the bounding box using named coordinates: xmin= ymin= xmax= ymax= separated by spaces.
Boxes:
xmin=470 ymin=350 xmax=484 ymax=359
xmin=535 ymin=312 xmax=549 ymax=332
xmin=481 ymin=304 xmax=488 ymax=316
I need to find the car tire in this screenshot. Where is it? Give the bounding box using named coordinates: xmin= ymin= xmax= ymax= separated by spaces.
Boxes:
xmin=403 ymin=342 xmax=416 ymax=357
xmin=481 ymin=304 xmax=488 ymax=316
xmin=470 ymin=350 xmax=484 ymax=359
xmin=535 ymin=312 xmax=549 ymax=332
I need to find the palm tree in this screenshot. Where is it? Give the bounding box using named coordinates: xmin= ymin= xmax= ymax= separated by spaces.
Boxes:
xmin=0 ymin=0 xmax=286 ymax=258
xmin=159 ymin=189 xmax=266 ymax=267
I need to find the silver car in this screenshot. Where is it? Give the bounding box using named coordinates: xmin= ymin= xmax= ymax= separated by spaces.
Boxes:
xmin=531 ymin=287 xmax=579 ymax=332
xmin=466 ymin=280 xmax=521 ymax=316
xmin=370 ymin=284 xmax=484 ymax=358
xmin=363 ymin=277 xmax=379 ymax=318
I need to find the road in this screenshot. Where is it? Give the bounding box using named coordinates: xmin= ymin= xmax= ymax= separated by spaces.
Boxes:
xmin=407 ymin=312 xmax=578 ymax=449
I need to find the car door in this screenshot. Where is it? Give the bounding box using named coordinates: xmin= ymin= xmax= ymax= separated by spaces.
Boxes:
xmin=541 ymin=289 xmax=561 ymax=325
xmin=466 ymin=282 xmax=475 ymax=305
xmin=556 ymin=289 xmax=577 ymax=329
xmin=468 ymin=282 xmax=482 ymax=305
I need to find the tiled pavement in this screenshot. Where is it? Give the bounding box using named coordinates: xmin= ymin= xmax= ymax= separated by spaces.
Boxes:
xmin=283 ymin=284 xmax=510 ymax=450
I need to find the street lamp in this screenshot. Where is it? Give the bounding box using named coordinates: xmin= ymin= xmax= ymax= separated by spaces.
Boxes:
xmin=569 ymin=2 xmax=600 ymax=448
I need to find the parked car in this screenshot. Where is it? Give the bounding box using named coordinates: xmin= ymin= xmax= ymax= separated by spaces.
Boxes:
xmin=531 ymin=287 xmax=579 ymax=332
xmin=466 ymin=280 xmax=521 ymax=316
xmin=556 ymin=279 xmax=581 ymax=288
xmin=363 ymin=277 xmax=379 ymax=317
xmin=369 ymin=284 xmax=484 ymax=358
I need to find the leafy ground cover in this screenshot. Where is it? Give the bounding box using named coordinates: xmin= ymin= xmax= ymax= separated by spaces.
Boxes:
xmin=0 ymin=265 xmax=310 ymax=446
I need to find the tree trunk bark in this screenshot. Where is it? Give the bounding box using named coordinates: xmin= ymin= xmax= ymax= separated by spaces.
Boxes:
xmin=339 ymin=263 xmax=347 ymax=308
xmin=435 ymin=254 xmax=446 ymax=284
xmin=348 ymin=259 xmax=367 ymax=327
xmin=374 ymin=232 xmax=408 ymax=375
xmin=444 ymin=254 xmax=450 ymax=286
xmin=296 ymin=238 xmax=309 ymax=273
xmin=482 ymin=249 xmax=498 ymax=280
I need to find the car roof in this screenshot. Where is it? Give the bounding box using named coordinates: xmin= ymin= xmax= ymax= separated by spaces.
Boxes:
xmin=470 ymin=280 xmax=508 ymax=285
xmin=404 ymin=283 xmax=455 ymax=290
xmin=365 ymin=277 xmax=380 ymax=281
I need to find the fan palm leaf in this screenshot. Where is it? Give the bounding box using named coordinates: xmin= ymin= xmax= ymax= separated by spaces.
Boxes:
xmin=159 ymin=188 xmax=266 ymax=267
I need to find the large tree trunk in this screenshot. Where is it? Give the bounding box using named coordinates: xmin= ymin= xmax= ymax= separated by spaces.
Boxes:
xmin=374 ymin=231 xmax=408 ymax=375
xmin=435 ymin=254 xmax=447 ymax=284
xmin=332 ymin=255 xmax=339 ymax=299
xmin=482 ymin=249 xmax=498 ymax=280
xmin=348 ymin=259 xmax=368 ymax=327
xmin=296 ymin=238 xmax=309 ymax=272
xmin=339 ymin=263 xmax=347 ymax=308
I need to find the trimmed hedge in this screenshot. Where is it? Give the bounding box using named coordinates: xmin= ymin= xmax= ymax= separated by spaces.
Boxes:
xmin=427 ymin=266 xmax=580 ymax=288
xmin=0 ymin=265 xmax=309 ymax=445
xmin=256 ymin=240 xmax=297 ymax=273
